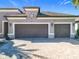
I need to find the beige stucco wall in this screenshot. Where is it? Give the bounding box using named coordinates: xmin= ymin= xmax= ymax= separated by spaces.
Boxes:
xmin=8 ymin=22 xmax=13 ymax=34
xmin=72 ymin=24 xmax=75 ymax=34
xmin=0 ymin=10 xmax=21 ymax=38
xmin=7 ymin=17 xmax=75 ymax=22
xmin=0 ymin=12 xmax=20 ymax=21
xmin=0 ymin=21 xmax=4 ymax=37
xmin=50 ymin=24 xmax=54 ymax=33
xmin=7 ymin=17 xmax=76 ymax=38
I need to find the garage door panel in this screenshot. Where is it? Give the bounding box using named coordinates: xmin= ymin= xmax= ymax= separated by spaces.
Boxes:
xmin=54 ymin=24 xmax=70 ymax=38
xmin=15 ymin=24 xmax=48 ymax=38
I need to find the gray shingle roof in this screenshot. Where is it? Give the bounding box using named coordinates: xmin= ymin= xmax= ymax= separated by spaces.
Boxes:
xmin=5 ymin=11 xmax=79 ymax=17
xmin=0 ymin=8 xmax=18 ymax=10
xmin=37 ymin=11 xmax=76 ymax=17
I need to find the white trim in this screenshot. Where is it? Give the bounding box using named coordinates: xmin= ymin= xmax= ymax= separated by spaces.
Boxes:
xmin=54 ymin=22 xmax=72 ymax=24
xmin=9 ymin=22 xmax=50 ymax=38
xmin=0 ymin=21 xmax=3 ymax=34
xmin=0 ymin=21 xmax=5 ymax=34
xmin=2 ymin=21 xmax=4 ymax=34
xmin=48 ymin=23 xmax=54 ymax=38
xmin=75 ymin=23 xmax=78 ymax=31
xmin=8 ymin=33 xmax=14 ymax=35
xmin=13 ymin=22 xmax=50 ymax=24
xmin=75 ymin=23 xmax=78 ymax=37
xmin=49 ymin=33 xmax=54 ymax=35
xmin=25 ymin=9 xmax=39 ymax=11
xmin=7 ymin=17 xmax=26 ymax=19
xmin=70 ymin=23 xmax=73 ymax=35
xmin=75 ymin=17 xmax=79 ymax=21
xmin=8 ymin=33 xmax=15 ymax=39
xmin=7 ymin=17 xmax=76 ymax=20
xmin=13 ymin=23 xmax=15 ymax=37
xmin=2 ymin=21 xmax=8 ymax=34
xmin=0 ymin=10 xmax=20 ymax=12
xmin=0 ymin=21 xmax=8 ymax=36
xmin=48 ymin=23 xmax=50 ymax=36
xmin=0 ymin=33 xmax=3 ymax=34
xmin=37 ymin=17 xmax=75 ymax=19
xmin=49 ymin=33 xmax=54 ymax=38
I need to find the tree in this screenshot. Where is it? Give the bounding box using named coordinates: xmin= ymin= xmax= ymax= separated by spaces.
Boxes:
xmin=0 ymin=40 xmax=48 ymax=59
xmin=72 ymin=0 xmax=79 ymax=8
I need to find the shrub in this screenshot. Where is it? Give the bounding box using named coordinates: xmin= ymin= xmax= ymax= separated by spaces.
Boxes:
xmin=77 ymin=28 xmax=79 ymax=36
xmin=0 ymin=42 xmax=6 ymax=47
xmin=75 ymin=28 xmax=79 ymax=39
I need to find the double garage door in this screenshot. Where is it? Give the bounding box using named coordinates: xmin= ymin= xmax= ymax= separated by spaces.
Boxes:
xmin=15 ymin=24 xmax=48 ymax=38
xmin=15 ymin=24 xmax=70 ymax=38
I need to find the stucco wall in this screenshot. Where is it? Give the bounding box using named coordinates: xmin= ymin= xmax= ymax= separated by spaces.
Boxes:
xmin=0 ymin=10 xmax=21 ymax=38
xmin=0 ymin=21 xmax=4 ymax=37
xmin=0 ymin=12 xmax=20 ymax=21
xmin=72 ymin=24 xmax=75 ymax=34
xmin=50 ymin=24 xmax=54 ymax=33
xmin=7 ymin=17 xmax=75 ymax=22
xmin=7 ymin=17 xmax=76 ymax=38
xmin=8 ymin=22 xmax=13 ymax=34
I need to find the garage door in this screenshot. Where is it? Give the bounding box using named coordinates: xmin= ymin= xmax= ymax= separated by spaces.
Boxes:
xmin=15 ymin=24 xmax=48 ymax=38
xmin=54 ymin=24 xmax=70 ymax=38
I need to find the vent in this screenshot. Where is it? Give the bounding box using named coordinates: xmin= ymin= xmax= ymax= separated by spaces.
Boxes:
xmin=24 ymin=7 xmax=40 ymax=17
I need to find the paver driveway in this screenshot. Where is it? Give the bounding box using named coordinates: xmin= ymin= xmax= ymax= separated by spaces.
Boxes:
xmin=12 ymin=38 xmax=79 ymax=59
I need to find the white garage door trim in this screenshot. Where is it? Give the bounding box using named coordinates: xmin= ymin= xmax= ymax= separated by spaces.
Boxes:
xmin=12 ymin=22 xmax=50 ymax=38
xmin=0 ymin=21 xmax=8 ymax=34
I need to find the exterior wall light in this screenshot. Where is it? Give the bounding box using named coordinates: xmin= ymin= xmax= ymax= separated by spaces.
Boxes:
xmin=51 ymin=23 xmax=53 ymax=26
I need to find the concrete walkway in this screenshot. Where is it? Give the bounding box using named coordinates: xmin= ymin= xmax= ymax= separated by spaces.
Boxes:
xmin=12 ymin=38 xmax=79 ymax=59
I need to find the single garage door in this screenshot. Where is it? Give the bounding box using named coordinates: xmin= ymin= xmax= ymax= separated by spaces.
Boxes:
xmin=15 ymin=24 xmax=48 ymax=38
xmin=54 ymin=24 xmax=70 ymax=38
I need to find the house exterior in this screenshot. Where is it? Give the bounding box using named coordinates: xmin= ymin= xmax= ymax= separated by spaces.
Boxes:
xmin=0 ymin=7 xmax=79 ymax=39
